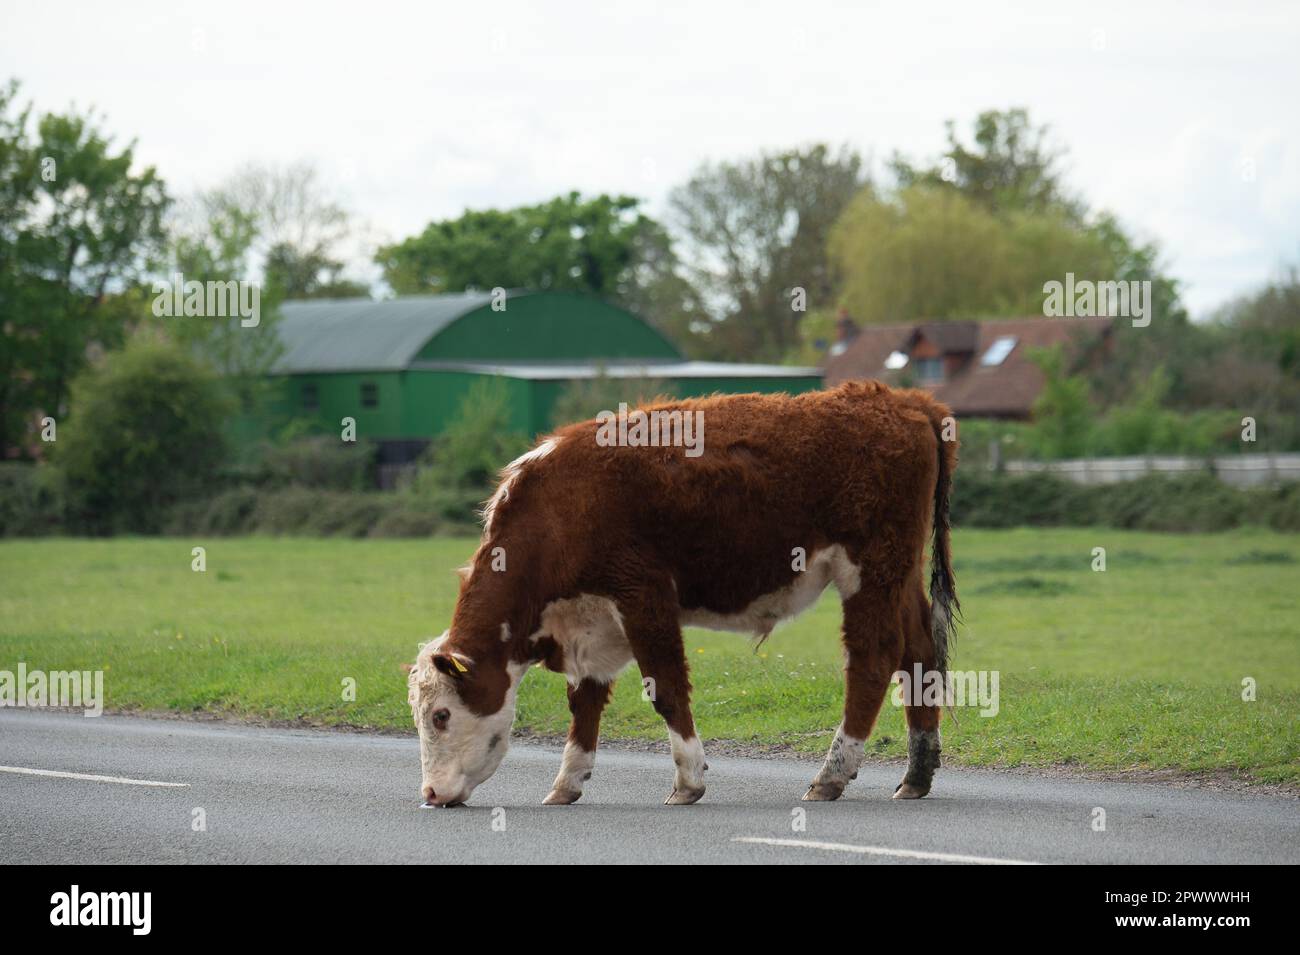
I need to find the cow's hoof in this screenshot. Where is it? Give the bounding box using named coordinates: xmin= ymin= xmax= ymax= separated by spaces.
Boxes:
xmin=802 ymin=781 xmax=845 ymax=801
xmin=892 ymin=781 xmax=930 ymax=799
xmin=542 ymin=788 xmax=583 ymax=805
xmin=664 ymin=786 xmax=705 ymax=806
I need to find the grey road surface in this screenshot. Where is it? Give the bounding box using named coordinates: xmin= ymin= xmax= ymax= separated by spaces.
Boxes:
xmin=1 ymin=709 xmax=1295 ymax=864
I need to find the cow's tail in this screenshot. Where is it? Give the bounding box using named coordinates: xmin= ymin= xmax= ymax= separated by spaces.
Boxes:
xmin=926 ymin=409 xmax=960 ymax=679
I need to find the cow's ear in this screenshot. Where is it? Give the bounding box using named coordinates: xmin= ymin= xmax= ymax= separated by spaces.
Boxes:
xmin=399 ymin=663 xmax=415 ymax=674
xmin=432 ymin=651 xmax=472 ymax=679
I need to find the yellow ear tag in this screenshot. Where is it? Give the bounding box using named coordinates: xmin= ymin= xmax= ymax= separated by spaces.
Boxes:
xmin=451 ymin=656 xmax=468 ymax=674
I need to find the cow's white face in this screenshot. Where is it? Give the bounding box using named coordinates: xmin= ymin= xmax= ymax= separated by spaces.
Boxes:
xmin=408 ymin=634 xmax=522 ymax=806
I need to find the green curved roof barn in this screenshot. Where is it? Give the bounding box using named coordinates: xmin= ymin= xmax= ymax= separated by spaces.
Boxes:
xmin=256 ymin=291 xmax=822 ymax=470
xmin=273 ymin=290 xmax=682 ymax=373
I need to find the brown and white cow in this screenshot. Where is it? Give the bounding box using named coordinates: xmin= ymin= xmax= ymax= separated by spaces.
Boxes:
xmin=407 ymin=380 xmax=959 ymax=807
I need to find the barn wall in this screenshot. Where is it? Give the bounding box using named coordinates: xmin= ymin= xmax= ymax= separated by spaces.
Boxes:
xmin=251 ymin=369 xmax=825 ymax=445
xmin=296 ymin=372 xmax=404 ymax=437
xmin=248 ymin=371 xmax=406 ymax=441
xmin=400 ymin=371 xmax=535 ymax=437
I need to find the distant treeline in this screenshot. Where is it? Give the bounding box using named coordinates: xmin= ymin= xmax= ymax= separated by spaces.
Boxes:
xmin=4 ymin=77 xmax=1297 ymax=462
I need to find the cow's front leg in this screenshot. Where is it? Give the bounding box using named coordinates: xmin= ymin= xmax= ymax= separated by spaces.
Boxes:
xmin=618 ymin=588 xmax=706 ymax=806
xmin=806 ymin=585 xmax=902 ymax=801
xmin=543 ymin=678 xmax=613 ymax=805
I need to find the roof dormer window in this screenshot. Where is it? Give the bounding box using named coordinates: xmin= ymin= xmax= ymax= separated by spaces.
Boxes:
xmin=914 ymin=357 xmax=943 ymax=382
xmin=981 ymin=335 xmax=1017 ymax=366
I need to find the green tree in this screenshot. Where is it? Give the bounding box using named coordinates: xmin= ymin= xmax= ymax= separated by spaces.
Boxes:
xmin=1177 ymin=264 xmax=1300 ymax=449
xmin=166 ymin=161 xmax=368 ymax=376
xmin=828 ymin=185 xmax=1116 ymax=325
xmin=263 ymin=242 xmax=367 ymax=300
xmin=378 ymin=192 xmax=706 ymax=352
xmin=890 ymin=108 xmax=1082 ymax=219
xmin=55 ymin=335 xmax=231 ymax=533
xmin=668 ymin=144 xmax=865 ymax=361
xmin=0 ymin=79 xmax=170 ymax=456
xmin=167 ymin=187 xmax=283 ymax=416
xmin=1026 ymin=345 xmax=1094 ymax=458
xmin=380 ymin=193 xmax=662 ymax=290
xmin=828 ymin=108 xmax=1188 ymax=354
xmin=210 ymin=161 xmax=366 ymax=301
xmin=1081 ymin=213 xmax=1192 ymax=406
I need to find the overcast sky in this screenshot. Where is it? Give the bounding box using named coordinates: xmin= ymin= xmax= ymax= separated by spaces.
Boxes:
xmin=3 ymin=0 xmax=1297 ymax=316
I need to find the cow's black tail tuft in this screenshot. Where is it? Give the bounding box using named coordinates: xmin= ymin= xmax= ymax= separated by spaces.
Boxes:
xmin=929 ymin=421 xmax=960 ymax=678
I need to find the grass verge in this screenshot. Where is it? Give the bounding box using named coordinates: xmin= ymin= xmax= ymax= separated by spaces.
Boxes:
xmin=0 ymin=529 xmax=1295 ymax=785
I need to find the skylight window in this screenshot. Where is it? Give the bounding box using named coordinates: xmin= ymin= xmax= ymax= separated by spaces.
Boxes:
xmin=884 ymin=350 xmax=909 ymax=370
xmin=981 ymin=336 xmax=1017 ymax=366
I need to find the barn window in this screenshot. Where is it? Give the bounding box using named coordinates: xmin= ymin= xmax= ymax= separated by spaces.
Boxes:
xmin=302 ymin=382 xmax=319 ymax=411
xmin=361 ymin=382 xmax=379 ymax=408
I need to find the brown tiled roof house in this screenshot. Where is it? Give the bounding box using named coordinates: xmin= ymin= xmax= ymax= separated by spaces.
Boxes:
xmin=824 ymin=316 xmax=1114 ymax=420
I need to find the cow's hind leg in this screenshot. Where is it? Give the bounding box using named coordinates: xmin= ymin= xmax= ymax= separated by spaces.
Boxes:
xmin=895 ymin=584 xmax=942 ymax=799
xmin=543 ymin=678 xmax=614 ymax=805
xmin=805 ymin=584 xmax=904 ymax=801
xmin=617 ymin=585 xmax=706 ymax=806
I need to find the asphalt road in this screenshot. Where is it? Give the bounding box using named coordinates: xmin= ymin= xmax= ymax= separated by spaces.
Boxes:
xmin=2 ymin=709 xmax=1295 ymax=864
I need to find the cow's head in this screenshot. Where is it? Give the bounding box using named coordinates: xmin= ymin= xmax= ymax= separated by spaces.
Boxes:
xmin=407 ymin=633 xmax=523 ymax=806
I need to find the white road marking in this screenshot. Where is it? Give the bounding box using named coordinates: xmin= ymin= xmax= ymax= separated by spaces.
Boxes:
xmin=0 ymin=765 xmax=190 ymax=788
xmin=732 ymin=836 xmax=1041 ymax=865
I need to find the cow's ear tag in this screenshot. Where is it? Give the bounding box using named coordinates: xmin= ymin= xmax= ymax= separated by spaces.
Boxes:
xmin=433 ymin=651 xmax=470 ymax=678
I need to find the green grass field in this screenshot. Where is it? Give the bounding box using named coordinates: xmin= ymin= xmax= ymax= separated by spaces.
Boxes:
xmin=1 ymin=530 xmax=1296 ymax=784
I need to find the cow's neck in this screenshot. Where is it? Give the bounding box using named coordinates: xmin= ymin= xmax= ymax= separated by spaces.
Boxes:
xmin=450 ymin=537 xmax=551 ymax=665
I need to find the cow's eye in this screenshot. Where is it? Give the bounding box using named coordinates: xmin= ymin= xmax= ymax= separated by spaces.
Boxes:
xmin=433 ymin=708 xmax=450 ymax=730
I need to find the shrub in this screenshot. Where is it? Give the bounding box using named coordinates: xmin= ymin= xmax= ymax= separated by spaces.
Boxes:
xmin=0 ymin=464 xmax=66 ymax=536
xmin=1026 ymin=346 xmax=1093 ymax=458
xmin=248 ymin=487 xmax=331 ymax=535
xmin=309 ymin=493 xmax=388 ymax=537
xmin=409 ymin=378 xmax=530 ymax=524
xmin=550 ymin=369 xmax=676 ymax=428
xmin=953 ymin=418 xmax=1033 ymax=469
xmin=951 ymin=471 xmax=1094 ymax=528
xmin=162 ymin=488 xmax=447 ymax=538
xmin=950 ymin=470 xmax=1299 ymax=533
xmin=368 ymin=503 xmax=444 ymax=538
xmin=1089 ymin=473 xmax=1245 ymax=532
xmin=55 ymin=338 xmax=231 ymax=534
xmin=253 ymin=436 xmax=375 ymax=491
xmin=162 ymin=487 xmax=260 ymax=536
xmin=1250 ymin=482 xmax=1300 ymax=532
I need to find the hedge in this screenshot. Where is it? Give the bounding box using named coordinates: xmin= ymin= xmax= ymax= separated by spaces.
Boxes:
xmin=3 ymin=464 xmax=1298 ymax=538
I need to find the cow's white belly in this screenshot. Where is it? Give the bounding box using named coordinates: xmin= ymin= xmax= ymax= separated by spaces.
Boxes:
xmin=534 ymin=593 xmax=635 ymax=686
xmin=533 ymin=547 xmax=861 ymax=684
xmin=679 ymin=544 xmax=861 ymax=637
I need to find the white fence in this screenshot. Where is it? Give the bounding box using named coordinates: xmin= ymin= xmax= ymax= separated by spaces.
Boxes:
xmin=1002 ymin=453 xmax=1300 ymax=488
